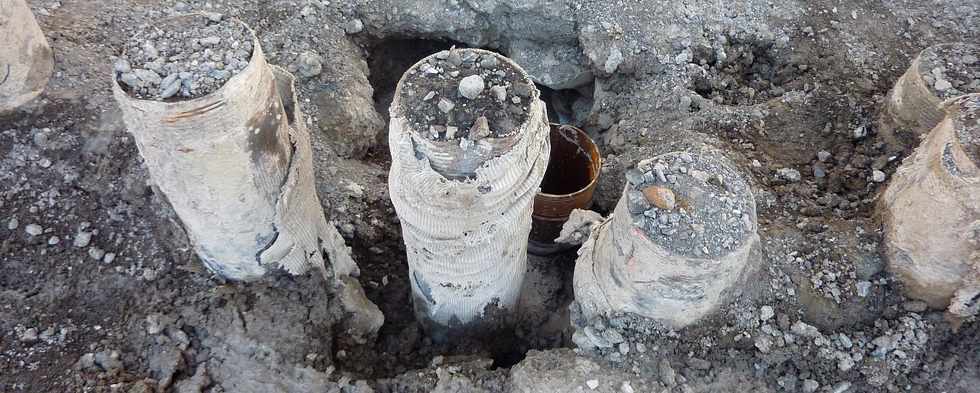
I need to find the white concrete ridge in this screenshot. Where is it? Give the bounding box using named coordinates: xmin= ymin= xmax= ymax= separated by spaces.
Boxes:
xmin=112 ymin=17 xmax=382 ymax=340
xmin=388 ymin=49 xmax=551 ymax=328
xmin=0 ymin=0 xmax=53 ymax=113
xmin=881 ymin=94 xmax=980 ymax=319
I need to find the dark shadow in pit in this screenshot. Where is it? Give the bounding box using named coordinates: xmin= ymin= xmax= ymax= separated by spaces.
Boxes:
xmin=538 ymin=82 xmax=595 ymax=127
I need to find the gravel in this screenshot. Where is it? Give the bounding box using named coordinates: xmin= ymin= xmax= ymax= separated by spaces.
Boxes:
xmin=116 ymin=15 xmax=254 ymax=100
xmin=296 ymin=51 xmax=323 ymax=78
xmin=397 ymin=49 xmax=532 ymax=141
xmin=919 ymin=43 xmax=980 ymax=100
xmin=625 ymin=151 xmax=755 ymax=258
xmin=24 ymin=223 xmax=43 ymax=236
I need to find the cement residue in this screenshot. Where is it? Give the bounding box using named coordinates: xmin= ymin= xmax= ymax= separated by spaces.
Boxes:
xmin=625 ymin=151 xmax=755 ymax=258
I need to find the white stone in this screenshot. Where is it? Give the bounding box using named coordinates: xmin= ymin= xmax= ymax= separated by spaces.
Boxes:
xmin=458 ymin=75 xmax=485 ymax=99
xmin=872 ymin=170 xmax=886 ymax=183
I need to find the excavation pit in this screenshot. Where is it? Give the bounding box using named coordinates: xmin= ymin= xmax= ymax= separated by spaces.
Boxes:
xmin=687 ymin=34 xmax=807 ymax=106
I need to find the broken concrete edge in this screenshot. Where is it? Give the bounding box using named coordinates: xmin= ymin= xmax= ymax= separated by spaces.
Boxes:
xmin=0 ymin=0 xmax=54 ymax=114
xmin=880 ymin=93 xmax=980 ymax=319
xmin=878 ymin=43 xmax=979 ymax=151
xmin=554 ymin=208 xmax=606 ymax=246
xmin=273 ymin=65 xmax=383 ymax=341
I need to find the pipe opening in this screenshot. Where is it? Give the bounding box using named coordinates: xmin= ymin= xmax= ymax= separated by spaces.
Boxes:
xmin=530 ymin=124 xmax=601 ymax=252
xmin=540 ymin=125 xmax=600 ymax=196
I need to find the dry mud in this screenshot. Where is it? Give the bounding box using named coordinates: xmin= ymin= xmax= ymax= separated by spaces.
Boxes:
xmin=1 ymin=0 xmax=979 ymax=392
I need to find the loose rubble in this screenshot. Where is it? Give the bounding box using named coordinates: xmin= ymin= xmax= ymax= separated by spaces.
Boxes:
xmin=115 ymin=15 xmax=253 ymax=100
xmin=624 ymin=152 xmax=755 ymax=258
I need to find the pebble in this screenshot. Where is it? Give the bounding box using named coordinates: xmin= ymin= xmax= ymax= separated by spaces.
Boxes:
xmin=853 ymin=125 xmax=868 ymax=140
xmin=777 ymin=168 xmax=802 ymax=182
xmin=25 ymin=224 xmax=43 ymax=236
xmin=19 ymin=328 xmax=39 ymax=343
xmin=422 ymin=91 xmax=436 ymax=101
xmin=642 ymin=186 xmax=676 ymax=210
xmin=934 ymin=78 xmax=952 ymax=91
xmin=802 ymin=379 xmax=820 ymax=393
xmin=755 ymin=335 xmax=773 ymax=353
xmin=479 ymin=55 xmax=499 ymax=69
xmin=48 ymin=236 xmax=60 ymax=245
xmin=871 ymin=170 xmax=886 ymax=183
xmin=490 ymin=85 xmax=507 ymax=102
xmin=618 ymin=342 xmax=630 ymax=355
xmin=94 ymin=350 xmax=124 ymax=372
xmin=145 ymin=314 xmax=166 ymax=335
xmin=759 ymin=305 xmax=775 ymax=321
xmin=458 ymin=75 xmax=485 ymax=99
xmin=297 ymin=51 xmax=323 ymax=78
xmin=856 ymin=281 xmax=872 ymax=297
xmin=74 ymin=231 xmax=92 ymax=248
xmin=77 ymin=353 xmax=96 ymax=370
xmin=817 ymin=150 xmax=832 ymax=162
xmin=89 ymin=247 xmax=106 ymax=261
xmin=7 ymin=217 xmax=18 ymax=230
xmin=831 ymin=382 xmax=852 ymax=393
xmin=344 ymin=18 xmax=364 ymax=34
xmin=586 ymin=379 xmax=600 ymax=390
xmin=791 ymin=321 xmax=821 ymax=338
xmin=468 ymin=116 xmax=491 ymax=140
xmin=437 ymin=98 xmax=455 ymax=113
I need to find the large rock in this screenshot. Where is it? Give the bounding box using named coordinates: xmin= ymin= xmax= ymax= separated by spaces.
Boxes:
xmin=507 ymin=40 xmax=594 ymax=90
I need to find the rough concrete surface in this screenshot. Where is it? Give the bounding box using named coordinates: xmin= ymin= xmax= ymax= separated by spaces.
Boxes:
xmin=1 ymin=0 xmax=979 ymax=392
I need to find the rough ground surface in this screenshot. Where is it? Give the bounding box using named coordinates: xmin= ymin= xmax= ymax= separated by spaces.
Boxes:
xmin=1 ymin=0 xmax=979 ymax=392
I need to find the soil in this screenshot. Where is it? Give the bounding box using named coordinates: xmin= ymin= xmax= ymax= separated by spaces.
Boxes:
xmin=625 ymin=151 xmax=755 ymax=258
xmin=2 ymin=0 xmax=980 ymax=392
xmin=116 ymin=14 xmax=253 ymax=100
xmin=918 ymin=43 xmax=980 ymax=100
xmin=687 ymin=33 xmax=811 ymax=107
xmin=396 ymin=49 xmax=533 ymax=141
